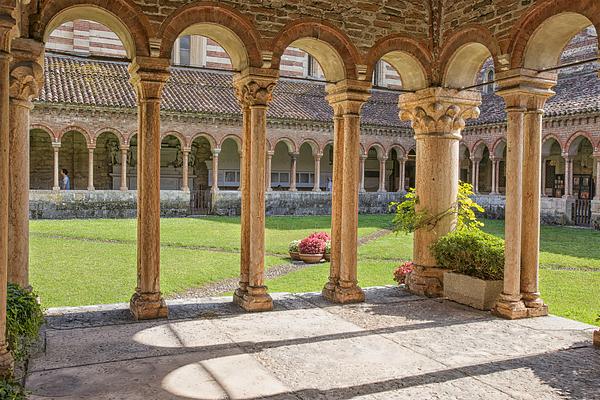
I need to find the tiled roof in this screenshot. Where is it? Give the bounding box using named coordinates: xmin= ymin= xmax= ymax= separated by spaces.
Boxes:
xmin=38 ymin=53 xmax=600 ymax=129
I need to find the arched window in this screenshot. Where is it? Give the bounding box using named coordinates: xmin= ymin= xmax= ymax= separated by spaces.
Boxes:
xmin=484 ymin=68 xmax=495 ymax=94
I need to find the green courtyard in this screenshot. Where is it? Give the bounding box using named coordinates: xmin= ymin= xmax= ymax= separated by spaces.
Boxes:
xmin=30 ymin=216 xmax=600 ymax=325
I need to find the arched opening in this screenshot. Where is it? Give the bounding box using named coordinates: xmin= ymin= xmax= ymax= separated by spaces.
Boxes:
xmin=386 ymin=148 xmax=400 ymax=192
xmin=58 ymin=131 xmax=89 ymax=190
xmin=218 ymin=138 xmax=241 ymax=190
xmin=542 ymin=138 xmax=564 ymax=197
xmin=160 ymin=135 xmax=185 ymax=190
xmin=405 ymin=149 xmax=416 ymax=189
xmin=271 ymin=140 xmax=296 ymax=191
xmin=459 ymin=144 xmax=471 ymax=184
xmin=371 ymin=50 xmax=428 ymax=91
xmin=29 ymin=129 xmax=55 ymax=190
xmin=190 ymin=136 xmax=214 ymax=192
xmin=320 ymin=143 xmax=334 ymax=191
xmin=94 ymin=131 xmax=121 ymax=190
xmin=284 ymin=37 xmax=346 ymax=83
xmin=472 ymin=143 xmax=492 ymax=194
xmin=364 ymin=146 xmax=383 ymax=192
xmin=493 ymin=140 xmax=507 ymax=195
xmin=567 ymin=136 xmax=595 ymax=199
xmin=297 ymin=142 xmax=316 ymax=191
xmin=443 ymin=42 xmax=494 ymax=89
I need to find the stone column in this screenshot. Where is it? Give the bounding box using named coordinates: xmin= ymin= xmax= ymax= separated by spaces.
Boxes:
xmin=289 ymin=152 xmax=298 ymax=192
xmin=470 ymin=157 xmax=480 ymax=193
xmin=493 ymin=69 xmax=555 ymax=319
xmin=211 ymin=148 xmax=220 ymax=193
xmin=7 ymin=39 xmax=43 ymax=289
xmin=266 ymin=150 xmax=273 ymax=191
xmin=233 ymin=69 xmax=277 ymax=312
xmin=120 ymin=146 xmax=128 ymax=191
xmin=128 ymin=57 xmax=170 ymax=320
xmin=313 ymin=153 xmax=322 ymax=191
xmin=490 ymin=156 xmax=498 ymax=195
xmin=359 ymin=154 xmax=366 ymax=192
xmin=399 ymin=88 xmax=481 ymax=297
xmin=323 ymin=80 xmax=371 ymax=304
xmin=377 ymin=156 xmax=388 ymax=192
xmin=594 ymin=156 xmax=600 ymax=201
xmin=180 ymin=148 xmax=190 ymax=192
xmin=87 ymin=147 xmax=95 ymax=191
xmin=397 ymin=156 xmax=406 ymax=192
xmin=540 ymin=158 xmax=547 ymax=197
xmin=52 ymin=142 xmax=60 ymax=190
xmin=563 ymin=154 xmax=573 ymax=198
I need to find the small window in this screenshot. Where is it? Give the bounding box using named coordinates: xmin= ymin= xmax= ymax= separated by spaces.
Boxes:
xmin=179 ymin=35 xmax=191 ymax=66
xmin=484 ymin=69 xmax=495 ymax=94
xmin=224 ymin=171 xmax=237 ymax=183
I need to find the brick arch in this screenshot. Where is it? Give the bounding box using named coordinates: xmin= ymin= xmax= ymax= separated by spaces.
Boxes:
xmin=459 ymin=142 xmax=471 ymax=159
xmin=389 ymin=144 xmax=407 ymax=159
xmin=271 ymin=19 xmax=360 ymax=82
xmin=190 ymin=132 xmax=218 ymax=149
xmin=566 ymin=131 xmax=594 ymax=156
xmin=365 ymin=35 xmax=432 ymax=90
xmin=161 ymin=131 xmax=187 ymax=148
xmin=470 ymin=140 xmax=490 ymax=159
xmin=299 ymin=138 xmax=321 ymax=156
xmin=508 ymin=0 xmax=600 ymax=69
xmin=219 ymin=134 xmax=242 ymax=151
xmin=439 ymin=24 xmax=500 ymax=89
xmin=366 ymin=142 xmax=386 ymax=159
xmin=30 ymin=123 xmax=58 ymax=142
xmin=35 ymin=0 xmax=151 ymax=58
xmin=158 ymin=2 xmax=263 ymax=70
xmin=58 ymin=125 xmax=93 ymax=147
xmin=273 ymin=137 xmax=298 ymax=154
xmin=95 ymin=128 xmax=125 ymax=147
xmin=359 ymin=142 xmax=366 ymax=156
xmin=491 ymin=137 xmax=508 ymax=158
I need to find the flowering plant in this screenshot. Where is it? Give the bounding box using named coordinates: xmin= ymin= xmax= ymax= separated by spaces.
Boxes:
xmin=307 ymin=231 xmax=331 ymax=242
xmin=288 ymin=240 xmax=300 ymax=253
xmin=393 ymin=261 xmax=414 ymax=285
xmin=299 ymin=237 xmax=326 ymax=255
xmin=324 ymin=240 xmax=331 ymax=255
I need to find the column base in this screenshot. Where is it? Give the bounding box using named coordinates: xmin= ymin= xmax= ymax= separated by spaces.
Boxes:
xmin=406 ymin=265 xmax=444 ymax=297
xmin=130 ymin=292 xmax=168 ymax=320
xmin=87 ymin=187 xmax=95 ymax=191
xmin=120 ymin=187 xmax=128 ymax=191
xmin=491 ymin=293 xmax=528 ymax=319
xmin=52 ymin=186 xmax=60 ymax=191
xmin=289 ymin=188 xmax=297 ymax=192
xmin=322 ymin=280 xmax=365 ymax=304
xmin=0 ymin=344 xmax=13 ymax=377
xmin=522 ymin=292 xmax=548 ymax=317
xmin=312 ymin=188 xmax=321 ymax=192
xmin=233 ymin=285 xmax=273 ymax=312
xmin=594 ymin=330 xmax=600 ymax=348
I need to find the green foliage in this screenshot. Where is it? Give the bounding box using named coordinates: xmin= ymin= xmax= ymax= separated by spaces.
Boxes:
xmin=6 ymin=284 xmax=44 ymax=362
xmin=0 ymin=377 xmax=27 ymax=400
xmin=288 ymin=240 xmax=300 ymax=253
xmin=390 ymin=182 xmax=484 ymax=234
xmin=430 ymin=229 xmax=505 ymax=280
xmin=324 ymin=240 xmax=331 ymax=255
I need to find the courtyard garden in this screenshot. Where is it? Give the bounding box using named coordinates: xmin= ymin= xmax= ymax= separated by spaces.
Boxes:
xmin=29 ymin=216 xmax=600 ymax=325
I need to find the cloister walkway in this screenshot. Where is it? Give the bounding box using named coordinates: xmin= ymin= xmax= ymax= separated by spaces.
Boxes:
xmin=26 ymin=287 xmax=599 ymax=399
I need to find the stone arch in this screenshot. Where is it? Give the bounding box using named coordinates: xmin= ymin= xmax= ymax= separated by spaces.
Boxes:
xmin=542 ymin=134 xmax=564 ymax=156
xmin=94 ymin=128 xmax=125 ymax=147
xmin=36 ymin=0 xmax=151 ymax=58
xmin=58 ymin=125 xmax=92 ymax=147
xmin=300 ymin=139 xmax=321 ymax=156
xmin=161 ymin=131 xmax=187 ymax=149
xmin=190 ymin=132 xmax=217 ymax=149
xmin=439 ymin=25 xmax=500 ymax=89
xmin=273 ymin=137 xmax=298 ymax=154
xmin=471 ymin=140 xmax=489 ymax=159
xmin=365 ymin=35 xmax=432 ymax=90
xmin=271 ymin=20 xmax=360 ymax=82
xmin=567 ymin=132 xmax=594 ymax=156
xmin=389 ymin=144 xmax=407 ymax=159
xmin=492 ymin=138 xmax=507 ymax=158
xmin=218 ymin=134 xmax=242 ymax=151
xmin=158 ymin=3 xmax=262 ymax=70
xmin=508 ymin=1 xmax=600 ymax=69
xmin=366 ymin=142 xmax=386 ymax=159
xmin=30 ymin=123 xmax=57 ymax=142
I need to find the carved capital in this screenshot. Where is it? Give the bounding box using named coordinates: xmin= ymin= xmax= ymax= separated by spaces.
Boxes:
xmin=496 ymin=68 xmax=556 ymax=111
xmin=128 ymin=57 xmax=170 ymax=101
xmin=0 ymin=11 xmax=15 ymax=53
xmin=233 ymin=67 xmax=278 ymax=107
xmin=399 ymin=87 xmax=481 ymax=138
xmin=9 ymin=38 xmax=44 ymax=102
xmin=326 ymin=79 xmax=371 ymax=116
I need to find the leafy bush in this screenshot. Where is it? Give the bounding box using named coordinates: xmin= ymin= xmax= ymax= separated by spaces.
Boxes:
xmin=307 ymin=232 xmax=331 ymax=242
xmin=324 ymin=240 xmax=331 ymax=255
xmin=288 ymin=240 xmax=300 ymax=253
xmin=6 ymin=284 xmax=44 ymax=362
xmin=391 ymin=182 xmax=484 ymax=234
xmin=430 ymin=230 xmax=505 ymax=280
xmin=299 ymin=237 xmax=326 ymax=255
xmin=0 ymin=377 xmax=27 ymax=400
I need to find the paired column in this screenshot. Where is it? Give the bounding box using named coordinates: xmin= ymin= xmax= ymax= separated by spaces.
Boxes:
xmin=399 ymin=88 xmax=481 ymax=297
xmin=128 ymin=57 xmax=170 ymax=320
xmin=233 ymin=69 xmax=277 ymax=312
xmin=87 ymin=147 xmax=95 ymax=191
xmin=181 ymin=148 xmax=190 ymax=192
xmin=211 ymin=148 xmax=220 ymax=193
xmin=563 ymin=154 xmax=573 ymax=198
xmin=470 ymin=157 xmax=480 ymax=193
xmin=377 ymin=156 xmax=387 ymax=192
xmin=289 ymin=152 xmax=298 ymax=192
xmin=490 ymin=157 xmax=498 ymax=195
xmin=266 ymin=150 xmax=273 ymax=191
xmin=7 ymin=39 xmax=43 ymax=289
xmin=359 ymin=154 xmax=366 ymax=192
xmin=322 ymin=80 xmax=371 ymax=304
xmin=397 ymin=156 xmax=406 ymax=192
xmin=52 ymin=142 xmax=60 ymax=190
xmin=313 ymin=153 xmax=322 ymax=191
xmin=120 ymin=146 xmax=128 ymax=191
xmin=493 ymin=69 xmax=555 ymax=319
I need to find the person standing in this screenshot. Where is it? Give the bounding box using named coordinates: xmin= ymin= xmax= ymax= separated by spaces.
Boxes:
xmin=60 ymin=168 xmax=71 ymax=190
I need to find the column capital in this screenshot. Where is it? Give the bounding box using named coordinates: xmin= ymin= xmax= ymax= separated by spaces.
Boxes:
xmin=233 ymin=67 xmax=278 ymax=107
xmin=9 ymin=38 xmax=44 ymax=103
xmin=128 ymin=56 xmax=170 ymax=101
xmin=51 ymin=141 xmax=61 ymax=150
xmin=289 ymin=151 xmax=299 ymax=159
xmin=490 ymin=156 xmax=502 ymax=163
xmin=326 ymin=79 xmax=371 ymax=116
xmin=495 ymin=68 xmax=556 ymax=110
xmin=561 ymin=152 xmax=573 ymax=161
xmin=378 ymin=156 xmax=388 ymax=162
xmin=212 ymin=148 xmax=221 ymax=156
xmin=87 ymin=145 xmax=96 ymax=151
xmin=120 ymin=145 xmax=130 ymax=151
xmin=359 ymin=154 xmax=368 ymax=161
xmin=314 ymin=152 xmax=323 ymax=160
xmin=470 ymin=156 xmax=482 ymax=163
xmin=266 ymin=150 xmax=274 ymax=157
xmin=0 ymin=10 xmax=15 ymax=53
xmin=399 ymin=87 xmax=481 ymax=138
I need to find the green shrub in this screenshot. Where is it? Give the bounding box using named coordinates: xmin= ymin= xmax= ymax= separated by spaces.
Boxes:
xmin=288 ymin=240 xmax=300 ymax=253
xmin=0 ymin=377 xmax=27 ymax=400
xmin=6 ymin=284 xmax=44 ymax=362
xmin=430 ymin=229 xmax=505 ymax=280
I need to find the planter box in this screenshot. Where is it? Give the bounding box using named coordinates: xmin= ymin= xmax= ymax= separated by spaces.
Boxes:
xmin=443 ymin=272 xmax=503 ymax=311
xmin=299 ymin=253 xmax=323 ymax=264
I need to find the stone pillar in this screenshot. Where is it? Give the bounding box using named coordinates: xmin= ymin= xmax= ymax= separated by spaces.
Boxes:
xmin=397 ymin=156 xmax=406 ymax=192
xmin=87 ymin=147 xmax=95 ymax=191
xmin=181 ymin=149 xmax=190 ymax=192
xmin=471 ymin=157 xmax=480 ymax=193
xmin=493 ymin=69 xmax=555 ymax=319
xmin=120 ymin=146 xmax=128 ymax=191
xmin=52 ymin=142 xmax=60 ymax=190
xmin=490 ymin=157 xmax=498 ymax=195
xmin=289 ymin=152 xmax=298 ymax=192
xmin=563 ymin=154 xmax=573 ymax=198
xmin=128 ymin=57 xmax=170 ymax=320
xmin=211 ymin=148 xmax=220 ymax=193
xmin=266 ymin=150 xmax=273 ymax=191
xmin=233 ymin=69 xmax=277 ymax=312
xmin=313 ymin=153 xmax=322 ymax=192
xmin=7 ymin=39 xmax=43 ymax=289
xmin=540 ymin=158 xmax=547 ymax=197
xmin=594 ymin=156 xmax=600 ymax=201
xmin=399 ymin=88 xmax=481 ymax=297
xmin=322 ymin=80 xmax=371 ymax=304
xmin=359 ymin=154 xmax=366 ymax=192
xmin=378 ymin=156 xmax=388 ymax=192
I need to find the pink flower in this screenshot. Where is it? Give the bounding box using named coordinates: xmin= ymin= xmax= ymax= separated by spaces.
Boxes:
xmin=393 ymin=261 xmax=414 ymax=285
xmin=307 ymin=231 xmax=331 ymax=242
xmin=299 ymin=237 xmax=326 ymax=255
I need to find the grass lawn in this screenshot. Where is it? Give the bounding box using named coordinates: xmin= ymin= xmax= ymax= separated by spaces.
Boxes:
xmin=30 ymin=216 xmax=600 ymax=326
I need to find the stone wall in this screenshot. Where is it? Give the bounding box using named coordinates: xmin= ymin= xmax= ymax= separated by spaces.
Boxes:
xmin=29 ymin=190 xmax=191 ymax=219
xmin=212 ymin=190 xmax=405 ymax=216
xmin=591 ymin=200 xmax=600 ymax=230
xmin=473 ymin=194 xmax=574 ymax=226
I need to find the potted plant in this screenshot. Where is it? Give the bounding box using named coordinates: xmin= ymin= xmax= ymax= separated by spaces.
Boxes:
xmin=431 ymin=229 xmax=504 ymax=311
xmin=288 ymin=240 xmax=301 ymax=261
xmin=298 ymin=236 xmax=325 ymax=264
xmin=393 ymin=261 xmax=414 ymax=285
xmin=308 ymin=231 xmax=331 ymax=242
xmin=323 ymin=240 xmax=331 ymax=261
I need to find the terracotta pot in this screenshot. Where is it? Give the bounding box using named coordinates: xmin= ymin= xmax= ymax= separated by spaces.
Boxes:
xmin=289 ymin=251 xmax=301 ymax=261
xmin=299 ymin=253 xmax=323 ymax=264
xmin=323 ymin=253 xmax=330 ymax=262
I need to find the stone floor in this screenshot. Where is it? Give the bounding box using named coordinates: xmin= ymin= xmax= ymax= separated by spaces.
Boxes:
xmin=26 ymin=286 xmax=600 ymax=399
